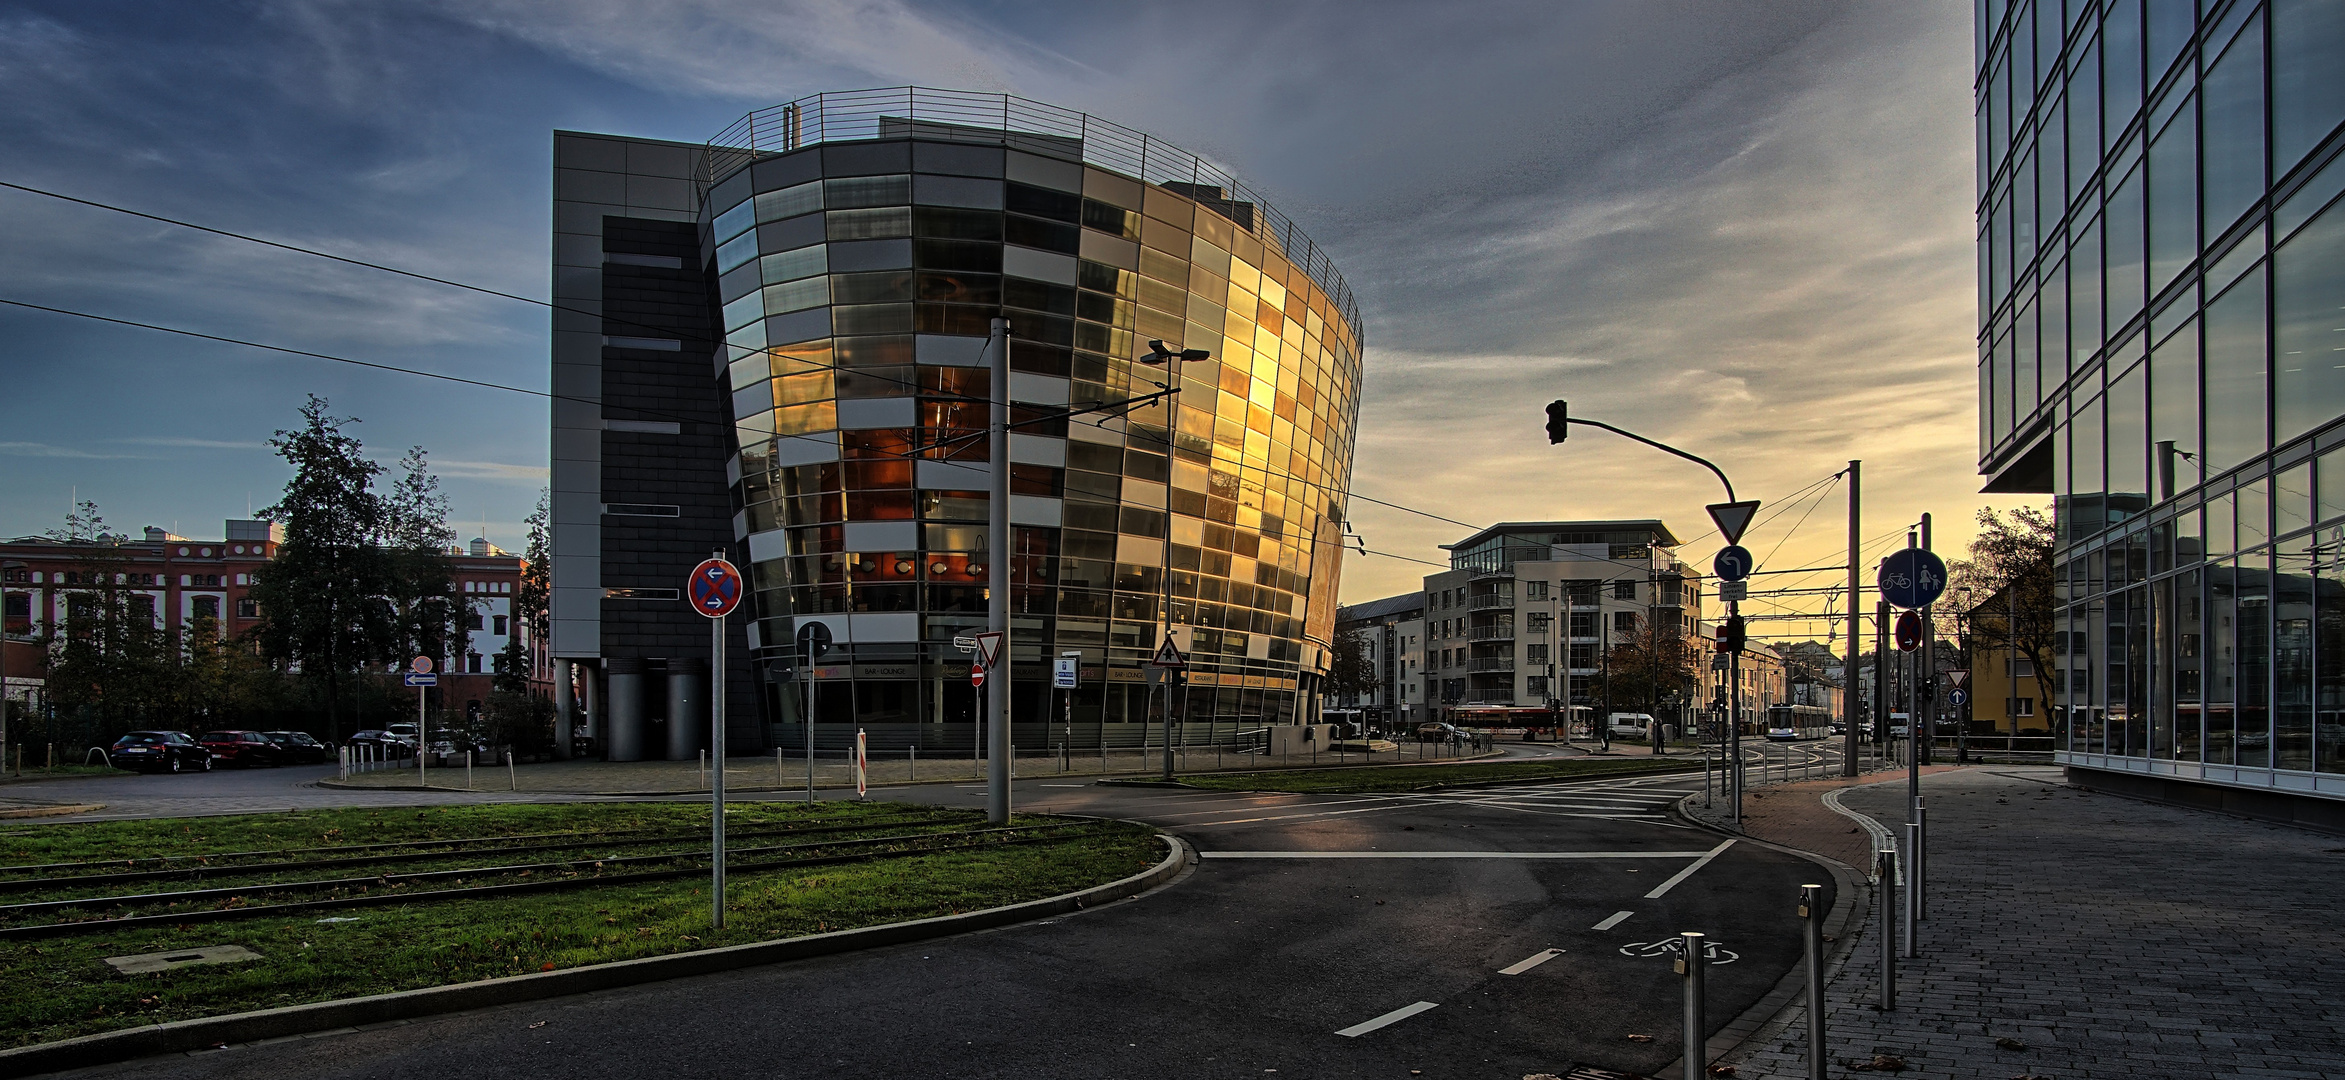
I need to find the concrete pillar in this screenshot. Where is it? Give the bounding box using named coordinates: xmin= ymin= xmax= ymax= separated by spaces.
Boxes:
xmin=605 ymin=657 xmax=645 ymax=762
xmin=552 ymin=659 xmax=575 ymax=760
xmin=581 ymin=661 xmax=601 ymax=751
xmin=667 ymin=657 xmax=707 ymax=762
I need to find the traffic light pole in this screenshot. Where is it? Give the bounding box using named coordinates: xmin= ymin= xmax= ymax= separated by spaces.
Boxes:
xmin=1844 ymin=459 xmax=1862 ymax=777
xmin=1729 ymin=597 xmax=1743 ymax=827
xmin=986 ymin=317 xmax=1012 ymax=826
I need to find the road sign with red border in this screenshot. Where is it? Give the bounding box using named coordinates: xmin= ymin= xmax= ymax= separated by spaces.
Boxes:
xmin=1148 ymin=635 xmax=1188 ymax=669
xmin=971 ymin=630 xmax=1005 ymax=670
xmin=689 ymin=557 xmax=744 ymax=618
xmin=971 ymin=667 xmax=987 ymax=688
xmin=410 ymin=655 xmax=434 ymax=674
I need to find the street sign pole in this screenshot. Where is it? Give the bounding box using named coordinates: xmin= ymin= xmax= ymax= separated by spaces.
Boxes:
xmin=985 ymin=317 xmax=1012 ymax=825
xmin=687 ymin=552 xmax=743 ymax=930
xmin=1729 ymin=597 xmax=1742 ymax=826
xmin=409 ymin=656 xmax=434 ymax=789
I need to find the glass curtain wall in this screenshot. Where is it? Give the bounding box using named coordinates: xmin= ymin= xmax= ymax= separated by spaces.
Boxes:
xmin=1980 ymin=0 xmax=2345 ymax=790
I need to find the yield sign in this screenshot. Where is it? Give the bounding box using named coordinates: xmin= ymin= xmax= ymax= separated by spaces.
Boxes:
xmin=1707 ymin=501 xmax=1762 ymax=545
xmin=1148 ymin=635 xmax=1188 ymax=669
xmin=1946 ymin=669 xmax=1970 ymax=687
xmin=971 ymin=630 xmax=1005 ymax=670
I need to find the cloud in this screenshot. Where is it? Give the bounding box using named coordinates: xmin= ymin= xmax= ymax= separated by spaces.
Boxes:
xmin=110 ymin=437 xmax=270 ymax=450
xmin=0 ymin=441 xmax=142 ymax=459
xmin=428 ymin=458 xmax=549 ymax=484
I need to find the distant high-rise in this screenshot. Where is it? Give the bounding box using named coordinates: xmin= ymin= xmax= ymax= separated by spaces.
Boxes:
xmin=546 ymin=89 xmax=1365 ymax=760
xmin=1975 ymin=0 xmax=2345 ymax=825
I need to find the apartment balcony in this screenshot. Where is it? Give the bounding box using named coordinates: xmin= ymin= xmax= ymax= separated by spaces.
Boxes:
xmin=1471 ymin=565 xmax=1516 ymax=581
xmin=1468 ymin=593 xmax=1515 ymax=611
xmin=1465 ymin=689 xmax=1516 ymax=705
xmin=1467 ymin=657 xmax=1516 ymax=673
xmin=1468 ymin=623 xmax=1516 ymax=642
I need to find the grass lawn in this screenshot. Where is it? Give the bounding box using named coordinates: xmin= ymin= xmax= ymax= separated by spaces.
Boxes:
xmin=1170 ymin=755 xmax=1705 ymax=794
xmin=0 ymin=802 xmax=1162 ymax=1049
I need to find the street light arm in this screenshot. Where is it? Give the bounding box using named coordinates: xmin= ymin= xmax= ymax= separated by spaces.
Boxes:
xmin=1565 ymin=418 xmax=1736 ymax=503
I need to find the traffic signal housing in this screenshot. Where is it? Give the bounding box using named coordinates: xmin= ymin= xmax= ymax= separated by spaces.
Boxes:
xmin=1545 ymin=400 xmax=1569 ymax=444
xmin=1714 ymin=615 xmax=1746 ymax=654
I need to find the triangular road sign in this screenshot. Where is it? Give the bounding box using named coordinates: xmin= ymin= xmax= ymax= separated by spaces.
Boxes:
xmin=1707 ymin=500 xmax=1762 ymax=545
xmin=1946 ymin=669 xmax=1969 ymax=687
xmin=972 ymin=630 xmax=1005 ymax=670
xmin=1148 ymin=635 xmax=1188 ymax=669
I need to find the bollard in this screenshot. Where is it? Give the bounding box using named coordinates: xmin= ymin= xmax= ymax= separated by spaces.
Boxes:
xmin=776 ymin=746 xmax=784 ymax=788
xmin=1801 ymin=883 xmax=1826 ymax=1080
xmin=1703 ymin=750 xmax=1712 ymax=808
xmin=699 ymin=749 xmax=708 ymax=787
xmin=910 ymin=745 xmax=917 ymax=782
xmin=507 ymin=751 xmax=517 ymax=791
xmin=1876 ymin=848 xmax=1896 ymax=1011
xmin=466 ymin=750 xmax=473 ymax=790
xmin=1914 ymin=795 xmax=1927 ymax=922
xmin=1678 ymin=930 xmax=1708 ymax=1080
xmin=1902 ymin=821 xmax=1920 ymax=958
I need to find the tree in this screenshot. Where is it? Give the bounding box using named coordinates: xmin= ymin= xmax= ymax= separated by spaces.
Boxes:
xmin=514 ymin=488 xmax=551 ymax=685
xmin=1327 ymin=625 xmax=1377 ymax=705
xmin=249 ymin=396 xmax=397 ymax=740
xmin=1948 ymin=505 xmax=2057 ymax=713
xmin=1603 ymin=613 xmax=1699 ymax=723
xmin=381 ymin=446 xmax=466 ymax=669
xmin=40 ymin=502 xmax=177 ymax=746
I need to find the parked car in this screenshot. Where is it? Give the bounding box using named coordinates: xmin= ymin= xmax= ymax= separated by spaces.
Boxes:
xmin=107 ymin=731 xmax=212 ymax=774
xmin=348 ymin=730 xmax=415 ymax=756
xmin=261 ymin=731 xmax=334 ymax=765
xmin=198 ymin=730 xmax=282 ymax=768
xmin=1608 ymin=712 xmax=1657 ymax=740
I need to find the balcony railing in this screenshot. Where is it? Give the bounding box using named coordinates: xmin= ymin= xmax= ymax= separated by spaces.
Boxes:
xmin=1468 ymin=657 xmax=1516 ymax=673
xmin=1468 ymin=593 xmax=1515 ymax=611
xmin=1468 ymin=623 xmax=1516 ymax=641
xmin=1466 ymin=690 xmax=1516 ymax=705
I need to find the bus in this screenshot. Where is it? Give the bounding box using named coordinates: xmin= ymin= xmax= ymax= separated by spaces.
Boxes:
xmin=1764 ymin=704 xmax=1833 ymax=741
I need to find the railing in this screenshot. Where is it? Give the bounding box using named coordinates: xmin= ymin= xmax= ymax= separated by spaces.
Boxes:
xmin=1468 ymin=623 xmax=1516 ymax=641
xmin=704 ymin=87 xmax=1363 ymax=339
xmin=1466 ymin=690 xmax=1516 ymax=705
xmin=1468 ymin=593 xmax=1515 ymax=611
xmin=1468 ymin=657 xmax=1516 ymax=673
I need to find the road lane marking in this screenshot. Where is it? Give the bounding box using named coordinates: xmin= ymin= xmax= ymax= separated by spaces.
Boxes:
xmin=1592 ymin=910 xmax=1635 ymax=930
xmin=1335 ymin=1001 xmax=1438 ymax=1037
xmin=1642 ymin=838 xmax=1737 ymax=898
xmin=1039 ymin=784 xmax=1088 ymax=788
xmin=1498 ymin=948 xmax=1564 ymax=975
xmin=1200 ymin=850 xmax=1716 ymax=859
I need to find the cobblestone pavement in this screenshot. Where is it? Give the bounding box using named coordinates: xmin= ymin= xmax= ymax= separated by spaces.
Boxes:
xmin=1718 ymin=766 xmax=2345 ymax=1079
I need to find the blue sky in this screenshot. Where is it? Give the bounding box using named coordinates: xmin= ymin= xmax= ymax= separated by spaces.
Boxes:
xmin=0 ymin=1 xmax=2015 ymax=634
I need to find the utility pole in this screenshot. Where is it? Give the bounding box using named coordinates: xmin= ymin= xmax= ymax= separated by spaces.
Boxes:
xmin=985 ymin=317 xmax=1012 ymax=825
xmin=1844 ymin=461 xmax=1861 ymax=776
xmin=1920 ymin=512 xmax=1935 ymax=770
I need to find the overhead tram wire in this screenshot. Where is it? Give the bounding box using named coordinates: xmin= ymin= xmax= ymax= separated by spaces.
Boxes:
xmin=0 ymin=179 xmax=1482 ymax=538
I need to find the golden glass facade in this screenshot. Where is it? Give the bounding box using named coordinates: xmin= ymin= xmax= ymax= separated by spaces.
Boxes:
xmin=702 ymin=90 xmax=1364 ymax=746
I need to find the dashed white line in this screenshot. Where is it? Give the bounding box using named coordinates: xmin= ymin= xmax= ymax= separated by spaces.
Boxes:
xmin=1498 ymin=948 xmax=1564 ymax=975
xmin=1642 ymin=838 xmax=1737 ymax=899
xmin=1335 ymin=1001 xmax=1439 ymax=1037
xmin=1592 ymin=910 xmax=1635 ymax=931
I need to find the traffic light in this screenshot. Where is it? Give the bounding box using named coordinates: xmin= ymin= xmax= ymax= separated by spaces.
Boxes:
xmin=1545 ymin=400 xmax=1569 ymax=444
xmin=1721 ymin=615 xmax=1746 ymax=654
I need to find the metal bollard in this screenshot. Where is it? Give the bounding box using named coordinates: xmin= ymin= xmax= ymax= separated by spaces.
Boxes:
xmin=1914 ymin=795 xmax=1927 ymax=922
xmin=1801 ymin=883 xmax=1826 ymax=1080
xmin=466 ymin=750 xmax=474 ymax=790
xmin=1902 ymin=821 xmax=1920 ymax=958
xmin=1876 ymin=848 xmax=1896 ymax=1011
xmin=507 ymin=751 xmax=517 ymax=791
xmin=1678 ymin=930 xmax=1708 ymax=1080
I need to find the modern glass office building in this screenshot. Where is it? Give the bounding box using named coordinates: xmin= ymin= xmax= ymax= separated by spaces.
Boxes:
xmin=1975 ymin=0 xmax=2345 ymax=826
xmin=548 ymin=89 xmax=1365 ymax=757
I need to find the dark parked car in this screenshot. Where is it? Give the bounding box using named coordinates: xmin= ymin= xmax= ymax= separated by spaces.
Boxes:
xmin=198 ymin=730 xmax=282 ymax=768
xmin=262 ymin=731 xmax=333 ymax=765
xmin=348 ymin=730 xmax=415 ymax=757
xmin=108 ymin=731 xmax=212 ymax=774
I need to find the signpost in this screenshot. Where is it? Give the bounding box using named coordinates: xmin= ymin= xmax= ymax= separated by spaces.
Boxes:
xmin=1706 ymin=531 xmax=1759 ymax=830
xmin=407 ymin=656 xmax=434 ymax=789
xmin=1148 ymin=636 xmax=1188 ymax=780
xmin=1877 ymin=521 xmax=1945 ymax=952
xmin=797 ymin=620 xmax=833 ymax=803
xmin=689 ymin=553 xmax=742 ymax=929
xmin=854 ymin=728 xmax=868 ymax=799
xmin=1057 ymin=651 xmax=1080 ymax=768
xmin=1712 ymin=545 xmax=1753 ymax=583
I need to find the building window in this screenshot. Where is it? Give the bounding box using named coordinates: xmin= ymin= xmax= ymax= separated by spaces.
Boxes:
xmin=1569 ymin=611 xmax=1596 ymax=638
xmin=1526 ymin=676 xmax=1549 ymax=695
xmin=1613 ymin=579 xmax=1636 ymax=601
xmin=466 ymin=611 xmax=485 ymax=631
xmin=493 ymin=614 xmax=509 ymax=636
xmin=1570 ymin=643 xmax=1595 ymax=668
xmin=236 ymin=598 xmax=258 ymax=619
xmin=1526 ymin=644 xmax=1549 ymax=664
xmin=1525 ymin=581 xmax=1549 ymax=601
xmin=3 ymin=592 xmax=27 ymax=635
xmin=2007 ymin=657 xmax=2035 ymax=677
xmin=467 ymin=652 xmax=483 ymax=674
xmin=2008 ymin=697 xmax=2035 ymax=717
xmin=1612 ymin=610 xmax=1638 ymax=635
xmin=192 ymin=595 xmax=220 ymax=620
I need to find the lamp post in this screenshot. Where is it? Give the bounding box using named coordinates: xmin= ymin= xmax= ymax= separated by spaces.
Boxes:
xmin=1138 ymin=339 xmax=1207 ymax=780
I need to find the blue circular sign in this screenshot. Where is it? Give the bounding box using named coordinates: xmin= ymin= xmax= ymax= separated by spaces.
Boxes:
xmin=1878 ymin=548 xmax=1949 ymax=610
xmin=1946 ymin=687 xmax=1970 ymax=707
xmin=1712 ymin=545 xmax=1754 ymax=583
xmin=688 ymin=557 xmax=743 ymax=618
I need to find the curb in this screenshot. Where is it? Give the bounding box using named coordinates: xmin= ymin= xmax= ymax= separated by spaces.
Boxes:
xmin=0 ymin=804 xmax=106 ymax=820
xmin=0 ymin=832 xmax=1188 ymax=1078
xmin=1659 ymin=790 xmax=1869 ymax=1079
xmin=1102 ymin=759 xmax=1702 ymax=794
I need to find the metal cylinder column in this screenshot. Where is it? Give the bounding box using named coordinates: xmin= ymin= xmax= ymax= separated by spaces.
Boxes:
xmin=605 ymin=657 xmax=646 ymax=762
xmin=667 ymin=657 xmax=707 ymax=762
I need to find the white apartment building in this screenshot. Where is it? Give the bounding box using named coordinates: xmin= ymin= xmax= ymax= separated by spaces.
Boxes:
xmin=1333 ymin=592 xmax=1426 ymax=730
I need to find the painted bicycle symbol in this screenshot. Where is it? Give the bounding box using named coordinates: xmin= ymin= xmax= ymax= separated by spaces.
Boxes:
xmin=1620 ymin=938 xmax=1740 ymax=965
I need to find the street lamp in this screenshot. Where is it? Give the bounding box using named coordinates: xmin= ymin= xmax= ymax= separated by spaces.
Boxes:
xmin=1137 ymin=339 xmax=1209 ymax=780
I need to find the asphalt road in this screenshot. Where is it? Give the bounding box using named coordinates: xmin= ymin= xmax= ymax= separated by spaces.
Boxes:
xmin=25 ymin=742 xmax=1844 ymax=1080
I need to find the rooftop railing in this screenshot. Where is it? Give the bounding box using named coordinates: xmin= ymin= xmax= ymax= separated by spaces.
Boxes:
xmin=706 ymin=87 xmax=1361 ymax=337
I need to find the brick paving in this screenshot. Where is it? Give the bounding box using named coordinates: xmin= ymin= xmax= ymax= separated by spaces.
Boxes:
xmin=1710 ymin=766 xmax=2345 ymax=1079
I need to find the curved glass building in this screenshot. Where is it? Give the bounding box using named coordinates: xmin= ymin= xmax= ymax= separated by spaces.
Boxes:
xmin=547 ymin=89 xmax=1365 ymax=756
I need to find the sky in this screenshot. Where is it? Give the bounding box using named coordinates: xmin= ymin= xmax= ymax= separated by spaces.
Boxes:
xmin=0 ymin=0 xmax=2030 ymax=644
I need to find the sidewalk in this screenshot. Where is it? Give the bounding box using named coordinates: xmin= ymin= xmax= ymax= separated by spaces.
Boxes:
xmin=1703 ymin=765 xmax=2345 ymax=1079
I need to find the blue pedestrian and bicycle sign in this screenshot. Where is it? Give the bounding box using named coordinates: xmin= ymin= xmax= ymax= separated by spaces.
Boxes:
xmin=1877 ymin=548 xmax=1949 ymax=610
xmin=1712 ymin=545 xmax=1754 ymax=583
xmin=689 ymin=557 xmax=744 ymax=619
